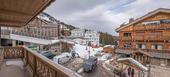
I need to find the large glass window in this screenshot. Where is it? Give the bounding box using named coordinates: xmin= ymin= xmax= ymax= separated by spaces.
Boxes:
xmin=160 ymin=19 xmax=169 ymax=24
xmin=142 ymin=22 xmax=150 ymax=26
xmin=124 ymin=43 xmax=131 ymax=47
xmin=150 ymin=21 xmax=159 ymax=25
xmin=136 ymin=23 xmax=140 ymax=26
xmin=151 ymin=44 xmax=163 ymax=50
xmin=124 ymin=33 xmax=131 ymax=37
xmin=136 ymin=44 xmax=145 ymax=49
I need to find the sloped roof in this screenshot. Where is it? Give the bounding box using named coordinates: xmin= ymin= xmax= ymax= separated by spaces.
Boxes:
xmin=117 ymin=58 xmax=148 ymax=71
xmin=115 ymin=8 xmax=170 ymax=32
xmin=115 ymin=49 xmax=170 ymax=59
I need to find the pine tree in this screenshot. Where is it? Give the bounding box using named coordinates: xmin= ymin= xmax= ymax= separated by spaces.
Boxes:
xmin=61 ymin=42 xmax=70 ymax=53
xmin=88 ymin=41 xmax=91 ymax=46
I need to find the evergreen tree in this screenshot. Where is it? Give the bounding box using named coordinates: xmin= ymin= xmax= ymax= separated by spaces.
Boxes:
xmin=61 ymin=42 xmax=70 ymax=53
xmin=88 ymin=41 xmax=91 ymax=46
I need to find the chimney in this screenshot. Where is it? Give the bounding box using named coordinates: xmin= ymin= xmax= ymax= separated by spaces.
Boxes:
xmin=129 ymin=18 xmax=134 ymax=23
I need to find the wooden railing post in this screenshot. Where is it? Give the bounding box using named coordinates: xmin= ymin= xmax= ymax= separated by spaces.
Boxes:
xmin=26 ymin=49 xmax=28 ymax=65
xmin=51 ymin=69 xmax=56 ymax=77
xmin=33 ymin=56 xmax=37 ymax=77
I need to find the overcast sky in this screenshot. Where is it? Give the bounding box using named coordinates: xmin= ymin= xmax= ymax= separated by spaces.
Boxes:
xmin=44 ymin=0 xmax=170 ymax=36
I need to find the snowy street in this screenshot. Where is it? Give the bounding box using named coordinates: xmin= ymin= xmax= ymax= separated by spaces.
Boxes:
xmin=79 ymin=62 xmax=115 ymax=77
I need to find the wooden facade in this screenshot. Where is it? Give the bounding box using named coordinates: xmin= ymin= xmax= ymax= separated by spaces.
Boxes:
xmin=114 ymin=8 xmax=170 ymax=67
xmin=103 ymin=47 xmax=114 ymax=53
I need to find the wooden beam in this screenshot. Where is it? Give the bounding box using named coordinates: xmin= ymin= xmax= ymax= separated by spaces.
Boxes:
xmin=0 ymin=25 xmax=23 ymax=27
xmin=0 ymin=9 xmax=33 ymax=18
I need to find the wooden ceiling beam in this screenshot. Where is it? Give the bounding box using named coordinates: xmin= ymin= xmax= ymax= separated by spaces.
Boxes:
xmin=0 ymin=24 xmax=23 ymax=27
xmin=0 ymin=9 xmax=33 ymax=18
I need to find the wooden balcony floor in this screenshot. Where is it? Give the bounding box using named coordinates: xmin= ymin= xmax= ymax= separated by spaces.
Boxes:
xmin=0 ymin=59 xmax=25 ymax=77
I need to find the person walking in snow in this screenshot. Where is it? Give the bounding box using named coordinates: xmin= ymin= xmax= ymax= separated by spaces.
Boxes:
xmin=131 ymin=69 xmax=134 ymax=77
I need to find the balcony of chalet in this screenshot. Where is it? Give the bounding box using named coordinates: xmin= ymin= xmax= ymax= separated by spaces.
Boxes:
xmin=114 ymin=46 xmax=170 ymax=53
xmin=113 ymin=35 xmax=170 ymax=41
xmin=134 ymin=23 xmax=170 ymax=30
xmin=0 ymin=46 xmax=80 ymax=77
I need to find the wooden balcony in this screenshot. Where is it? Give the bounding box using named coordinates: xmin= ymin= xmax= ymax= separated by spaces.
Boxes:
xmin=114 ymin=46 xmax=170 ymax=53
xmin=113 ymin=35 xmax=170 ymax=41
xmin=134 ymin=23 xmax=170 ymax=30
xmin=0 ymin=46 xmax=81 ymax=77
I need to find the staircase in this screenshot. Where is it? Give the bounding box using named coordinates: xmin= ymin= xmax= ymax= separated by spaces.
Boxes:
xmin=1 ymin=29 xmax=52 ymax=45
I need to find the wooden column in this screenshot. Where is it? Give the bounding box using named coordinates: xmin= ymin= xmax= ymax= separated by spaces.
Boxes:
xmin=139 ymin=55 xmax=140 ymax=62
xmin=165 ymin=59 xmax=167 ymax=66
xmin=138 ymin=70 xmax=141 ymax=77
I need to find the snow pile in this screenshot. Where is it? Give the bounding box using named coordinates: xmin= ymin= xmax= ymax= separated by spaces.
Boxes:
xmin=61 ymin=52 xmax=72 ymax=56
xmin=77 ymin=68 xmax=83 ymax=73
xmin=51 ymin=40 xmax=74 ymax=44
xmin=73 ymin=44 xmax=103 ymax=59
xmin=6 ymin=60 xmax=24 ymax=70
xmin=51 ymin=40 xmax=60 ymax=43
xmin=98 ymin=54 xmax=110 ymax=61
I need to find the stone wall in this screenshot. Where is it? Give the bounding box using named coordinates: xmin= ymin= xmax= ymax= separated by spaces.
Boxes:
xmin=0 ymin=48 xmax=4 ymax=69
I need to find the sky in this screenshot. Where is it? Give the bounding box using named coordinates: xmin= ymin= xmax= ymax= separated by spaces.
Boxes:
xmin=44 ymin=0 xmax=170 ymax=36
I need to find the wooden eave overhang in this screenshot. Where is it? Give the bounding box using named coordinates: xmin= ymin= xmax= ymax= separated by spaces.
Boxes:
xmin=0 ymin=0 xmax=55 ymax=27
xmin=115 ymin=8 xmax=170 ymax=32
xmin=127 ymin=50 xmax=152 ymax=57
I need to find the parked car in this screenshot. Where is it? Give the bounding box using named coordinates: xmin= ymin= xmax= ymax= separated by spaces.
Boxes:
xmin=83 ymin=56 xmax=97 ymax=73
xmin=40 ymin=51 xmax=56 ymax=59
xmin=53 ymin=55 xmax=71 ymax=64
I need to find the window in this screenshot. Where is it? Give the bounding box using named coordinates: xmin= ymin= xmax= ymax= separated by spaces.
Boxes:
xmin=160 ymin=19 xmax=169 ymax=24
xmin=136 ymin=44 xmax=145 ymax=48
xmin=150 ymin=21 xmax=159 ymax=25
xmin=124 ymin=43 xmax=131 ymax=47
xmin=124 ymin=33 xmax=131 ymax=37
xmin=142 ymin=22 xmax=150 ymax=26
xmin=136 ymin=23 xmax=140 ymax=26
xmin=151 ymin=44 xmax=163 ymax=50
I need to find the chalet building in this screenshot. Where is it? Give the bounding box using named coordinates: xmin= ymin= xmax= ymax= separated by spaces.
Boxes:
xmin=103 ymin=45 xmax=114 ymax=53
xmin=113 ymin=8 xmax=170 ymax=67
xmin=49 ymin=40 xmax=75 ymax=52
xmin=63 ymin=29 xmax=70 ymax=36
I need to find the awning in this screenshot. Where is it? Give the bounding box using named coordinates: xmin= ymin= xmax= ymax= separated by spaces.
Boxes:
xmin=0 ymin=0 xmax=55 ymax=27
xmin=117 ymin=58 xmax=148 ymax=71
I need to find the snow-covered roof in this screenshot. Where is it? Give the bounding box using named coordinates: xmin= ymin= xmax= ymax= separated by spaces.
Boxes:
xmin=103 ymin=45 xmax=114 ymax=48
xmin=117 ymin=58 xmax=148 ymax=71
xmin=50 ymin=40 xmax=74 ymax=45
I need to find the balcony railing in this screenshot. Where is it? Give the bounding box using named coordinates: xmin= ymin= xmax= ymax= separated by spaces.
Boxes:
xmin=113 ymin=35 xmax=170 ymax=40
xmin=1 ymin=46 xmax=81 ymax=77
xmin=134 ymin=23 xmax=170 ymax=30
xmin=1 ymin=29 xmax=54 ymax=40
xmin=114 ymin=46 xmax=170 ymax=53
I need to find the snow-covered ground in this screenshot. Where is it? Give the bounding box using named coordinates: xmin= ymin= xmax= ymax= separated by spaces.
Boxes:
xmin=6 ymin=60 xmax=24 ymax=70
xmin=73 ymin=44 xmax=104 ymax=60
